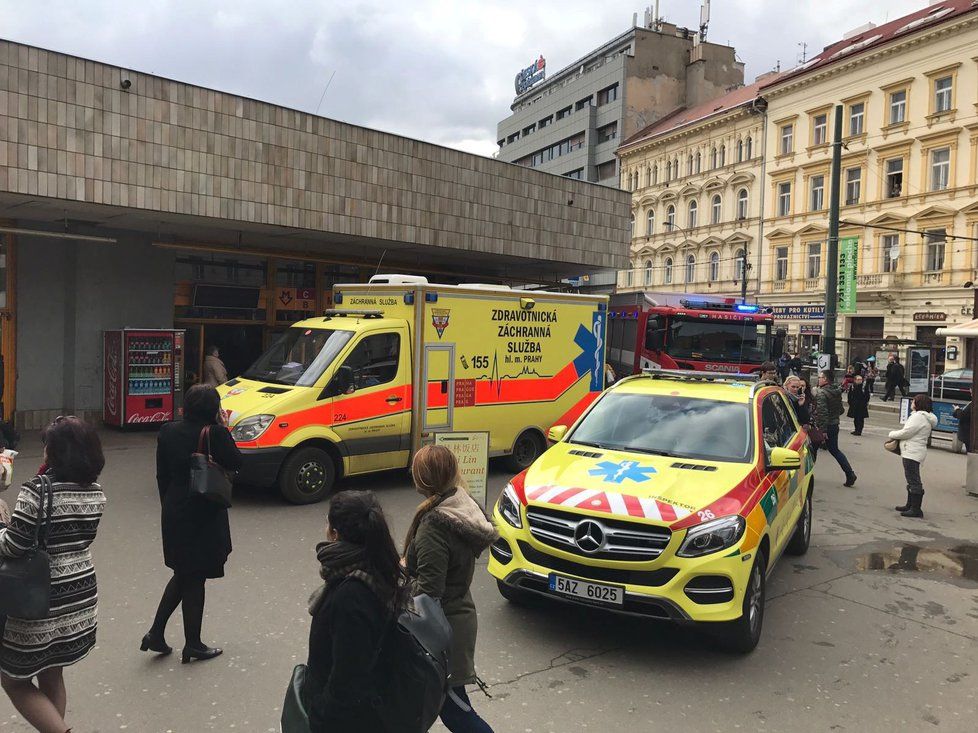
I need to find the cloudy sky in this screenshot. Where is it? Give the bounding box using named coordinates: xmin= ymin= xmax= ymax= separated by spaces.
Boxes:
xmin=1 ymin=0 xmax=926 ymax=156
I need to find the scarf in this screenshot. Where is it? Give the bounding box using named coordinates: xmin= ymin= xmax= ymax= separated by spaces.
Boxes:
xmin=307 ymin=540 xmax=391 ymax=615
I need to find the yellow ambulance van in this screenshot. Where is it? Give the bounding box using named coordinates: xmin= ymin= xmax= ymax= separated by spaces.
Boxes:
xmin=218 ymin=276 xmax=609 ymax=503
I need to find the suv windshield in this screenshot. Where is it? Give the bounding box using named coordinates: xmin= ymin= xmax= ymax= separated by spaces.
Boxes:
xmin=666 ymin=317 xmax=771 ymax=364
xmin=242 ymin=328 xmax=354 ymax=386
xmin=569 ymin=391 xmax=752 ymax=462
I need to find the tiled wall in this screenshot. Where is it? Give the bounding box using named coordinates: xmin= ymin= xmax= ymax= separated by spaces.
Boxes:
xmin=0 ymin=40 xmax=629 ymax=270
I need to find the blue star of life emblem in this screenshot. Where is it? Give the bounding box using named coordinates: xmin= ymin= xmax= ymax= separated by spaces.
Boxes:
xmin=588 ymin=460 xmax=657 ymax=484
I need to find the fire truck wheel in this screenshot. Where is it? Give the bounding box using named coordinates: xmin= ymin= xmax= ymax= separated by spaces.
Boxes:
xmin=279 ymin=446 xmax=336 ymax=504
xmin=506 ymin=431 xmax=544 ymax=472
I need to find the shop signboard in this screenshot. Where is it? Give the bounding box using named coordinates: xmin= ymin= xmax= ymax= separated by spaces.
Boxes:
xmin=913 ymin=312 xmax=947 ymax=322
xmin=771 ymin=305 xmax=825 ymax=320
xmin=838 ymin=237 xmax=858 ymax=314
xmin=907 ymin=347 xmax=931 ymax=393
xmin=434 ymin=432 xmax=490 ymax=508
xmin=800 ymin=324 xmax=822 ymax=334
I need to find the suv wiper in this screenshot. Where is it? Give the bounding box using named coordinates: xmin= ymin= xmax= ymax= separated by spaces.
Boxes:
xmin=569 ymin=440 xmax=612 ymax=450
xmin=625 ymin=447 xmax=677 ymax=457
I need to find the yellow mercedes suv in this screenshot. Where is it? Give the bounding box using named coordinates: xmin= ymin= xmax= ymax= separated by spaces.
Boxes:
xmin=488 ymin=370 xmax=814 ymax=652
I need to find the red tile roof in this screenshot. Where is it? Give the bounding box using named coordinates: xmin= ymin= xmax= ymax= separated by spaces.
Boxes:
xmin=619 ymin=79 xmax=770 ymax=150
xmin=763 ymin=0 xmax=978 ymax=90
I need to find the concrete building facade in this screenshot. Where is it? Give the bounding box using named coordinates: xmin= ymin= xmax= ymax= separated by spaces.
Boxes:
xmin=496 ymin=19 xmax=744 ymax=187
xmin=0 ymin=39 xmax=630 ymax=426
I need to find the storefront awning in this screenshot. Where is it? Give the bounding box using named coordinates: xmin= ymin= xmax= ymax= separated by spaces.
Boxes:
xmin=936 ymin=319 xmax=978 ymax=338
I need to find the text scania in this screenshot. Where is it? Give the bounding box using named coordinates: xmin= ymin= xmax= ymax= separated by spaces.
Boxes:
xmin=490 ymin=309 xmax=558 ymax=323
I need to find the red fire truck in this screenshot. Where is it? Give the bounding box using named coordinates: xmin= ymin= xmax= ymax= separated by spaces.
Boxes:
xmin=607 ymin=292 xmax=785 ymax=376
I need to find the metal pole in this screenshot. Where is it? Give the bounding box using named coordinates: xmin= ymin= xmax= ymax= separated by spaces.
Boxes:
xmin=970 ymin=287 xmax=978 ymax=454
xmin=823 ymin=104 xmax=843 ymax=365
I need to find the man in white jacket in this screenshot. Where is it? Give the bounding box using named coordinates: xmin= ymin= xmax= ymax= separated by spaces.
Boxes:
xmin=887 ymin=394 xmax=938 ymax=518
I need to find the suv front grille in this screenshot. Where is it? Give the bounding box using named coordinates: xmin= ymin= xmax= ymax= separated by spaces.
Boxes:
xmin=526 ymin=505 xmax=672 ymax=562
xmin=517 ymin=541 xmax=678 ymax=587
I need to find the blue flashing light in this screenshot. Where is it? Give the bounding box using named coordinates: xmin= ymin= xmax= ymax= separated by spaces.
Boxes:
xmin=404 ymin=293 xmax=415 ymax=305
xmin=334 ymin=292 xmax=343 ymax=304
xmin=425 ymin=292 xmax=438 ymax=302
xmin=735 ymin=304 xmax=760 ymax=313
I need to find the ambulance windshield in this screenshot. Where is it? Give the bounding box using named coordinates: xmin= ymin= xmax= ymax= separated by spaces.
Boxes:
xmin=569 ymin=392 xmax=752 ymax=463
xmin=243 ymin=327 xmax=354 ymax=386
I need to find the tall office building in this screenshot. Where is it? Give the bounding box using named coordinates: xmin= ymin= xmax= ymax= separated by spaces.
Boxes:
xmin=496 ymin=16 xmax=744 ymax=188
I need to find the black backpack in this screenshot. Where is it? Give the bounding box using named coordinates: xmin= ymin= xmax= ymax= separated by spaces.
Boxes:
xmin=374 ymin=593 xmax=452 ymax=733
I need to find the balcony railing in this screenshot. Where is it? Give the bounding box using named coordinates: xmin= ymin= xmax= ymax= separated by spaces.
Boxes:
xmin=803 ymin=277 xmax=824 ymax=292
xmin=773 ymin=280 xmax=788 ymax=292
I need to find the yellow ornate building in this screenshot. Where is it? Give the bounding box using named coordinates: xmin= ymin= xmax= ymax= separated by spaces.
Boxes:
xmin=619 ymin=0 xmax=978 ymax=370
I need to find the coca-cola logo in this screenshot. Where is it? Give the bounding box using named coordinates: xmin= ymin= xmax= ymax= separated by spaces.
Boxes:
xmin=106 ymin=346 xmax=119 ymax=417
xmin=127 ymin=411 xmax=171 ymax=424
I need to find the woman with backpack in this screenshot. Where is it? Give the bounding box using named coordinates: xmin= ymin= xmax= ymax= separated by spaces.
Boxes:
xmin=404 ymin=445 xmax=499 ymax=733
xmin=303 ymin=490 xmax=407 ymax=733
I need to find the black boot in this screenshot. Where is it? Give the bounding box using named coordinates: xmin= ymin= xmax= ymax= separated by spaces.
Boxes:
xmin=894 ymin=490 xmax=911 ymax=512
xmin=140 ymin=631 xmax=172 ymax=655
xmin=844 ymin=473 xmax=857 ymax=487
xmin=900 ymin=493 xmax=923 ymax=519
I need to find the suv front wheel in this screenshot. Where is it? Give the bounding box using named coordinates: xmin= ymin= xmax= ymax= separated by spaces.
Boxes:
xmin=716 ymin=552 xmax=766 ymax=654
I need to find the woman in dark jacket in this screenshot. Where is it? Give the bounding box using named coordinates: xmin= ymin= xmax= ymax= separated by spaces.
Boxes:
xmin=303 ymin=490 xmax=405 ymax=733
xmin=405 ymin=445 xmax=498 ymax=733
xmin=141 ymin=385 xmax=242 ymax=663
xmin=847 ymin=375 xmax=870 ymax=436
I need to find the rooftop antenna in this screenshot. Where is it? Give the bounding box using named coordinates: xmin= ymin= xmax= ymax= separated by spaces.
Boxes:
xmin=797 ymin=42 xmax=808 ymax=64
xmin=699 ymin=0 xmax=711 ymax=41
xmin=653 ymin=0 xmax=661 ymax=30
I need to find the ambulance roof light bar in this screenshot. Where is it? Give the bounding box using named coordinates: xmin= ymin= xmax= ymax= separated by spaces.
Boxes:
xmin=638 ymin=367 xmax=760 ymax=384
xmin=678 ymin=299 xmax=773 ymax=314
xmin=323 ymin=309 xmax=385 ymax=320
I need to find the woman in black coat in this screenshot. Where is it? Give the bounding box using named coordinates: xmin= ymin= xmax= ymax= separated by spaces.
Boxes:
xmin=141 ymin=385 xmax=242 ymax=663
xmin=847 ymin=376 xmax=870 ymax=436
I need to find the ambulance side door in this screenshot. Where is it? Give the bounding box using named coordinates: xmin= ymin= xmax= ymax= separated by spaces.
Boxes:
xmin=329 ymin=328 xmax=411 ymax=475
xmin=760 ymin=393 xmax=799 ymax=554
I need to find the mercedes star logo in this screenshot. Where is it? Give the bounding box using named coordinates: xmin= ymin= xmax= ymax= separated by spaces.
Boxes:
xmin=574 ymin=520 xmax=604 ymax=553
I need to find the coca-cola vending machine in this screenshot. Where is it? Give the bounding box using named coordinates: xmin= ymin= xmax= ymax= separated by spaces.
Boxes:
xmin=103 ymin=329 xmax=186 ymax=427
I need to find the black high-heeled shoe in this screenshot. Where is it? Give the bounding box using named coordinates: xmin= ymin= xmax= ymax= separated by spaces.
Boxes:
xmin=140 ymin=632 xmax=172 ymax=655
xmin=181 ymin=644 xmax=223 ymax=664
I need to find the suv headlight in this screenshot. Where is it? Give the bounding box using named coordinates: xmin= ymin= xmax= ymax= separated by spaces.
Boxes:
xmin=497 ymin=483 xmax=523 ymax=529
xmin=677 ymin=515 xmax=746 ymax=558
xmin=231 ymin=414 xmax=274 ymax=442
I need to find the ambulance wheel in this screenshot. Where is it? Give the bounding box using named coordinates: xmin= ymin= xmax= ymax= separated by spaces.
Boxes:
xmin=785 ymin=486 xmax=813 ymax=556
xmin=715 ymin=552 xmax=766 ymax=654
xmin=279 ymin=447 xmax=336 ymax=504
xmin=506 ymin=431 xmax=543 ymax=472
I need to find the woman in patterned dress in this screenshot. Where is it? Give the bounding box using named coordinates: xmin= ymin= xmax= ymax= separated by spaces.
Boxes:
xmin=0 ymin=417 xmax=106 ymax=733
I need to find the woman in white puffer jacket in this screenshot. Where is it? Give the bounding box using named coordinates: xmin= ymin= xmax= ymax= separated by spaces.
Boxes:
xmin=887 ymin=394 xmax=938 ymax=518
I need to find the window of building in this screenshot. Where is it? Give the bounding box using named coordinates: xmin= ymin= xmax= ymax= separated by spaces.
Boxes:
xmin=737 ymin=139 xmax=744 ymax=162
xmin=736 ymin=248 xmax=747 ymax=281
xmin=711 ymin=147 xmax=718 ymax=169
xmin=807 ymin=242 xmax=822 ymax=279
xmin=646 ymin=209 xmax=655 ymax=235
xmin=885 ymin=158 xmax=903 ymax=198
xmin=644 ymin=259 xmax=653 ymax=286
xmin=780 ymin=124 xmax=794 ymax=155
xmin=777 ymin=181 xmax=791 ymax=216
xmin=809 ymin=175 xmax=825 ymax=211
xmin=745 ymin=136 xmax=753 ymax=159
xmin=849 ymin=102 xmax=865 ymax=136
xmin=522 ymin=123 xmax=536 ymax=136
xmin=845 ymin=167 xmax=861 ymax=205
xmin=737 ymin=188 xmax=749 ymax=220
xmin=889 ymin=90 xmax=907 ymax=125
xmin=719 ymin=144 xmax=726 ymax=167
xmin=882 ymin=233 xmax=899 ymax=273
xmin=685 ymin=254 xmax=696 ymax=283
xmin=709 ymin=252 xmax=720 ymax=282
xmin=497 ymin=139 xmax=504 ymax=147
xmin=687 ymin=155 xmax=693 ymax=176
xmin=652 ymin=164 xmax=658 ymax=184
xmin=596 ymin=122 xmax=618 ymax=143
xmin=664 ymin=257 xmax=674 ymax=284
xmin=930 ymin=147 xmax=950 ymax=191
xmin=596 ymin=160 xmax=617 ymax=180
xmin=673 ymin=157 xmax=679 ymax=177
xmin=934 ymin=76 xmax=953 ymax=113
xmin=666 ymin=205 xmax=676 ymax=231
xmin=539 ymin=115 xmax=553 ymax=129
xmin=575 ymin=96 xmax=593 ymax=111
xmin=556 ymin=106 xmax=572 ymax=120
xmin=688 ymin=200 xmax=698 ymax=228
xmin=507 ymin=132 xmax=520 ymax=144
xmin=564 ymin=168 xmax=584 ymax=180
xmin=695 ymin=151 xmax=701 ymax=173
xmin=597 ymin=83 xmax=619 ymax=106
xmin=925 ymin=228 xmax=946 ymax=271
xmin=711 ymin=195 xmax=722 ymax=224
xmin=812 ymin=114 xmax=828 ymax=145
xmin=775 ymin=246 xmax=789 ymax=280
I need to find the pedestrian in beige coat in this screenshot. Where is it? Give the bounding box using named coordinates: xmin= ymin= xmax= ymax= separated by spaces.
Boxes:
xmin=202 ymin=346 xmax=228 ymax=387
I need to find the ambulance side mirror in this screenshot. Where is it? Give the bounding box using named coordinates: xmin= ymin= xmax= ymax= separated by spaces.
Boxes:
xmin=547 ymin=425 xmax=568 ymax=444
xmin=322 ymin=365 xmax=354 ymax=399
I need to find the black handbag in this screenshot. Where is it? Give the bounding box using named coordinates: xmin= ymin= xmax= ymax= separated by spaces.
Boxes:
xmin=281 ymin=663 xmax=312 ymax=733
xmin=0 ymin=475 xmax=54 ymax=619
xmin=189 ymin=426 xmax=233 ymax=508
